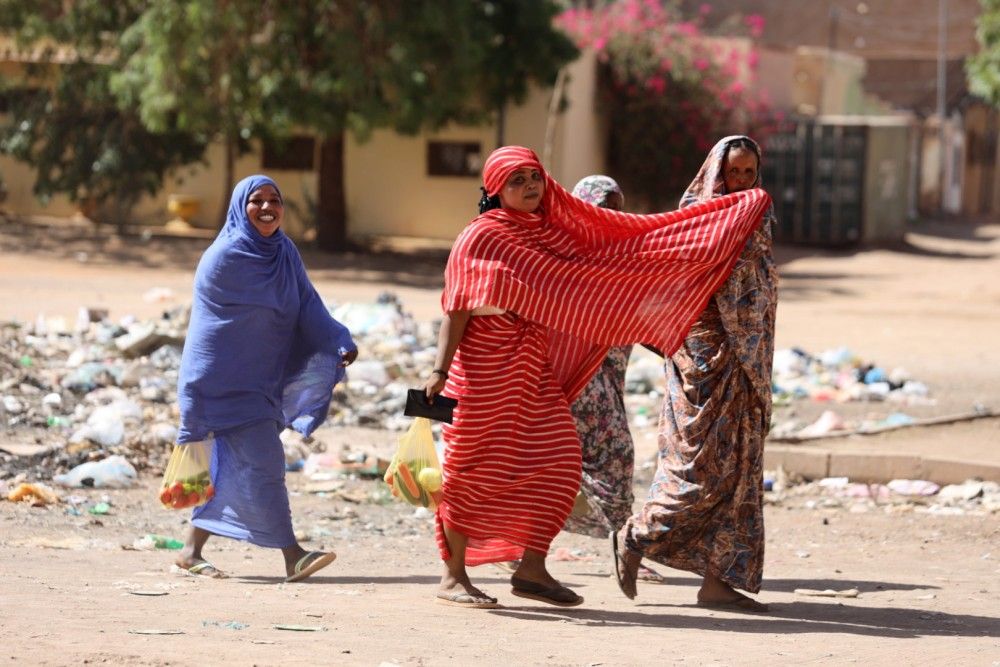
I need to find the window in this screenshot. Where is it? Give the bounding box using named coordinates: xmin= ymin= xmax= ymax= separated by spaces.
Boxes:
xmin=427 ymin=141 xmax=482 ymax=177
xmin=262 ymin=136 xmax=316 ymax=171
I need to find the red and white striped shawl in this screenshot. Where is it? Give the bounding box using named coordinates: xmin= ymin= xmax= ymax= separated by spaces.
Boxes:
xmin=444 ymin=146 xmax=771 ymax=399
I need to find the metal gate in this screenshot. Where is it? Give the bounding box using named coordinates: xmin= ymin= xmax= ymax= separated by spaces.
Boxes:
xmin=762 ymin=120 xmax=866 ymax=246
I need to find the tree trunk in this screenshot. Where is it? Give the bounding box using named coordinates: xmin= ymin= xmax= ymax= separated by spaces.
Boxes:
xmin=496 ymin=102 xmax=507 ymax=148
xmin=219 ymin=135 xmax=236 ymax=227
xmin=316 ymin=133 xmax=348 ymax=252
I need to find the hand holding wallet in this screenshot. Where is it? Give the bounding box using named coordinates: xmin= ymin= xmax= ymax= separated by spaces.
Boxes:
xmin=404 ymin=389 xmax=458 ymax=424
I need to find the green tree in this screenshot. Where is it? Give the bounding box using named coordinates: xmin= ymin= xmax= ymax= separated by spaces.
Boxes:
xmin=110 ymin=0 xmax=577 ymax=250
xmin=967 ymin=0 xmax=1000 ymax=107
xmin=467 ymin=1 xmax=578 ymax=147
xmin=0 ymin=2 xmax=207 ymax=225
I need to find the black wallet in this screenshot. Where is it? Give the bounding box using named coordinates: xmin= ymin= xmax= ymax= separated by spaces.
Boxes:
xmin=404 ymin=389 xmax=458 ymax=424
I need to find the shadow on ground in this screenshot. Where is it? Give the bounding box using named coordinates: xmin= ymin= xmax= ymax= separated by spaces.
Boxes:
xmin=488 ymin=598 xmax=997 ymax=638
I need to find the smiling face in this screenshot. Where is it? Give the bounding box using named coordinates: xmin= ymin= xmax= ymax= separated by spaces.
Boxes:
xmin=498 ymin=167 xmax=545 ymax=213
xmin=245 ymin=184 xmax=283 ymax=237
xmin=722 ymin=146 xmax=759 ymax=194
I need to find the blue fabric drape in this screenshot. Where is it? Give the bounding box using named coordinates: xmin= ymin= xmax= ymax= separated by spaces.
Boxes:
xmin=177 ymin=174 xmax=355 ymax=443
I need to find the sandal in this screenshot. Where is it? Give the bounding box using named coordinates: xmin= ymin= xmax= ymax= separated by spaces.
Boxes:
xmin=610 ymin=530 xmax=637 ymax=600
xmin=175 ymin=560 xmax=227 ymax=579
xmin=435 ymin=591 xmax=500 ymax=609
xmin=509 ymin=576 xmax=583 ymax=608
xmin=285 ymin=551 xmax=336 ymax=583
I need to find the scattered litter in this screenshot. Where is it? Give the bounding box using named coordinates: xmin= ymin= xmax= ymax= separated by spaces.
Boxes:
xmin=771 ymin=346 xmax=935 ymax=406
xmin=128 ymin=629 xmax=184 ymax=635
xmin=6 ymin=482 xmax=60 ymax=505
xmin=129 ymin=590 xmax=169 ymax=597
xmin=887 ymin=480 xmax=940 ymax=497
xmin=796 ymin=410 xmax=847 ymax=438
xmin=203 ymin=620 xmax=249 ymax=630
xmin=551 ymin=547 xmax=596 ymax=562
xmin=793 ymin=588 xmax=859 ymax=598
xmin=273 ymin=624 xmax=326 ymax=632
xmin=53 ymin=456 xmax=137 ymax=489
xmin=89 ymin=501 xmax=111 ymax=515
xmin=937 ymin=481 xmax=985 ymax=503
xmin=132 ymin=534 xmax=185 ymax=551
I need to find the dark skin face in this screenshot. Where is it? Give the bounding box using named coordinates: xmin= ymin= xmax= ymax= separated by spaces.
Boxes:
xmin=245 ymin=184 xmax=283 ymax=237
xmin=602 ymin=191 xmax=624 ymax=211
xmin=499 ymin=167 xmax=545 ymax=213
xmin=722 ymin=146 xmax=759 ymax=194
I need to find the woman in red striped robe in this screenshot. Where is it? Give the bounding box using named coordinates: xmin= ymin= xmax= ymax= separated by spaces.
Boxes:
xmin=423 ymin=146 xmax=771 ymax=609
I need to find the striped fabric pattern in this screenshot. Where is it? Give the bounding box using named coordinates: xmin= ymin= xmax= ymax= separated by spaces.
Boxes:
xmin=435 ymin=146 xmax=771 ymax=566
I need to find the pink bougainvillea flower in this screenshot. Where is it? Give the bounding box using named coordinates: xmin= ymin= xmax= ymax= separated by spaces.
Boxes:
xmin=744 ymin=13 xmax=765 ymax=38
xmin=646 ymin=75 xmax=666 ymax=94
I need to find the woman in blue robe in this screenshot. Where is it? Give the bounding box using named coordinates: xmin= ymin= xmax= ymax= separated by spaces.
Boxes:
xmin=174 ymin=174 xmax=356 ymax=582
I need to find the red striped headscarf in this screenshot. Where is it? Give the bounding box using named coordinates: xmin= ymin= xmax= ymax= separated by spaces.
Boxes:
xmin=445 ymin=145 xmax=771 ymax=399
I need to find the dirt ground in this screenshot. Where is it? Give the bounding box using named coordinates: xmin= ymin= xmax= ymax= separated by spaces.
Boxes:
xmin=1 ymin=217 xmax=999 ymax=666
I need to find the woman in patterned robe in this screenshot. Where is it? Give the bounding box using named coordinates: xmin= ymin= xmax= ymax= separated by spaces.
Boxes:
xmin=612 ymin=136 xmax=778 ymax=612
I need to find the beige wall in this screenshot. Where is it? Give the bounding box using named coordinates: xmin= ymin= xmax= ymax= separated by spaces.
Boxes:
xmin=2 ymin=55 xmax=607 ymax=244
xmin=790 ymin=47 xmax=890 ymax=116
xmin=345 ymin=53 xmax=607 ymax=243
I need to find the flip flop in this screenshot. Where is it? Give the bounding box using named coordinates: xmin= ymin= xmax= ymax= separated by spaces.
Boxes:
xmin=610 ymin=531 xmax=636 ymax=600
xmin=178 ymin=561 xmax=227 ymax=579
xmin=285 ymin=551 xmax=336 ymax=583
xmin=696 ymin=597 xmax=770 ymax=613
xmin=509 ymin=576 xmax=583 ymax=608
xmin=435 ymin=591 xmax=501 ymax=609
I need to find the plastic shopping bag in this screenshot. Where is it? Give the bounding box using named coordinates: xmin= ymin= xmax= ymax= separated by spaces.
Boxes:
xmin=158 ymin=440 xmax=214 ymax=510
xmin=383 ymin=417 xmax=443 ymax=510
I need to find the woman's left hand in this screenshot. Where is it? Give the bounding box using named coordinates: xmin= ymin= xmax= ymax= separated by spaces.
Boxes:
xmin=339 ymin=348 xmax=358 ymax=367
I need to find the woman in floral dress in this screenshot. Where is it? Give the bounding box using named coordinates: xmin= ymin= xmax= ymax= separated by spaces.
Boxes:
xmin=612 ymin=137 xmax=777 ymax=612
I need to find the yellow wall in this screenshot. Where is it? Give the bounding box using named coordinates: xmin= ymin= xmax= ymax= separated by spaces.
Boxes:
xmin=345 ymin=54 xmax=607 ymax=243
xmin=1 ymin=46 xmax=608 ymax=244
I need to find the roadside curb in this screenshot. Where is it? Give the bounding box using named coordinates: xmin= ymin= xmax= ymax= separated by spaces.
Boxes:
xmin=764 ymin=445 xmax=1000 ymax=485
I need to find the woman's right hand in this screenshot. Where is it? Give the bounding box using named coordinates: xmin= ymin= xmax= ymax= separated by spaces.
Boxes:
xmin=423 ymin=373 xmax=447 ymax=401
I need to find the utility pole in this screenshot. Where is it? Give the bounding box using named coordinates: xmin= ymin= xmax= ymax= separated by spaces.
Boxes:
xmin=823 ymin=6 xmax=840 ymax=114
xmin=937 ymin=0 xmax=948 ymax=212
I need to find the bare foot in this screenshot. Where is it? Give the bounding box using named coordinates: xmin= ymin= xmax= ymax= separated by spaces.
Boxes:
xmin=697 ymin=574 xmax=768 ymax=612
xmin=636 ymin=562 xmax=666 ymax=584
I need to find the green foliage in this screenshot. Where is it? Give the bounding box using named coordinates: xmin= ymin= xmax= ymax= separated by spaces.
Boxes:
xmin=967 ymin=0 xmax=1000 ymax=107
xmin=0 ymin=1 xmax=206 ymax=218
xmin=1 ymin=64 xmax=204 ymax=212
xmin=1 ymin=1 xmax=578 ymax=238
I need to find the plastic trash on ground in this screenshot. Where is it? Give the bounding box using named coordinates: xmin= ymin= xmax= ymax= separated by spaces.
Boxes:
xmin=53 ymin=455 xmax=138 ymax=489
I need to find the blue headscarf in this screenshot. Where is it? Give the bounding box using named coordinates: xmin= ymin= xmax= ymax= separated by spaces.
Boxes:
xmin=177 ymin=174 xmax=356 ymax=442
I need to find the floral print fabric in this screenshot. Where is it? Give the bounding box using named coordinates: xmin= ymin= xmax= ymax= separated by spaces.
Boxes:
xmin=563 ymin=345 xmax=635 ymax=537
xmin=622 ymin=136 xmax=777 ymax=593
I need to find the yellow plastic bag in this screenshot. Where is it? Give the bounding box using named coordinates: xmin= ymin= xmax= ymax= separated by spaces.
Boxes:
xmin=383 ymin=417 xmax=443 ymax=510
xmin=158 ymin=440 xmax=214 ymax=511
